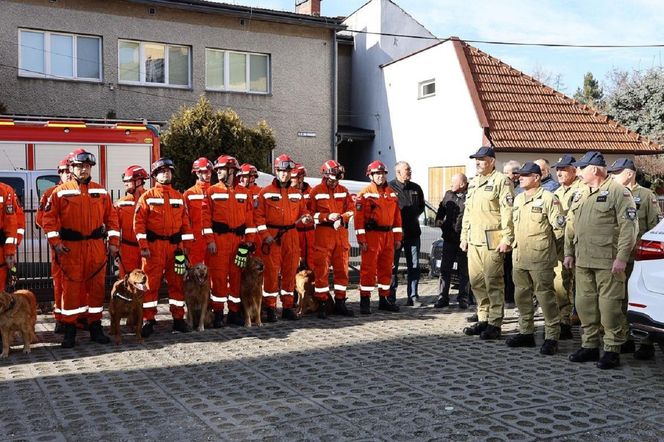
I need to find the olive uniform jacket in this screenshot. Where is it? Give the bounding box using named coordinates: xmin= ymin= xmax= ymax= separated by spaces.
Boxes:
xmin=512 ymin=187 xmax=564 ymax=270
xmin=564 ymin=177 xmax=637 ymax=269
xmin=629 ymin=183 xmax=661 ymax=239
xmin=553 ymin=178 xmax=587 ymax=258
xmin=461 ymin=169 xmax=514 ymax=247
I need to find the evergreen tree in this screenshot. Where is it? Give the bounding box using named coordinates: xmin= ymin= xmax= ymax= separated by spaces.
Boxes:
xmin=573 ymin=72 xmax=603 ymax=107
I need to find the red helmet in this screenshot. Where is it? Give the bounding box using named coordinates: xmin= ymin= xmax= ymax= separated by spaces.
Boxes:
xmin=237 ymin=163 xmax=259 ymax=177
xmin=122 ymin=165 xmax=149 ymax=182
xmin=57 ymin=158 xmax=69 ymax=172
xmin=191 ymin=157 xmax=213 ymax=173
xmin=214 ymin=155 xmax=239 ymax=170
xmin=293 ymin=163 xmax=307 ymax=178
xmin=68 ymin=148 xmax=96 ymax=166
xmin=320 ymin=160 xmax=341 ymax=178
xmin=366 ymin=160 xmax=387 ymax=176
xmin=274 ymin=154 xmax=295 ymax=171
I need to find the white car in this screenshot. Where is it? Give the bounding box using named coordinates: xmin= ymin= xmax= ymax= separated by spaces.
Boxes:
xmin=627 ymin=219 xmax=664 ymax=351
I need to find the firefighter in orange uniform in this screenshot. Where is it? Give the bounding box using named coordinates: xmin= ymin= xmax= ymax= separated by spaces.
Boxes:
xmin=114 ymin=165 xmax=149 ymax=277
xmin=237 ymin=163 xmax=262 ymax=256
xmin=36 ymin=158 xmax=71 ymax=333
xmin=292 ymin=163 xmax=315 ymax=270
xmin=184 ymin=158 xmax=212 ymax=266
xmin=202 ymin=155 xmax=256 ymax=327
xmin=42 ymin=149 xmax=119 ymax=348
xmin=310 ymin=160 xmax=355 ymax=318
xmin=255 ymin=154 xmax=313 ymax=321
xmin=356 ymin=160 xmax=402 ymax=314
xmin=134 ymin=158 xmax=194 ymax=337
xmin=0 ymin=182 xmax=18 ymax=292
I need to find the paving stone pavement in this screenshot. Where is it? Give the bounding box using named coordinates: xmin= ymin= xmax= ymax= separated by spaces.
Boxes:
xmin=1 ymin=280 xmax=664 ymax=441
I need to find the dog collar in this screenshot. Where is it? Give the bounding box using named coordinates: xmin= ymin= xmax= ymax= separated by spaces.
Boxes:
xmin=112 ymin=290 xmax=133 ymax=302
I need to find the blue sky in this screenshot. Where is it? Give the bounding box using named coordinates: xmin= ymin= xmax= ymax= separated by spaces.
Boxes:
xmin=221 ymin=0 xmax=664 ymax=94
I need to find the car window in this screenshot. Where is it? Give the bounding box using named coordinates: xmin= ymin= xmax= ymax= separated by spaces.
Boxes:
xmin=0 ymin=177 xmax=25 ymax=204
xmin=36 ymin=175 xmax=60 ymax=198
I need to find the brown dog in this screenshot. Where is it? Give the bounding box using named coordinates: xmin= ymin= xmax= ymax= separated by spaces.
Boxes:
xmin=184 ymin=263 xmax=212 ymax=332
xmin=295 ymin=269 xmax=334 ymax=317
xmin=0 ymin=290 xmax=37 ymax=358
xmin=240 ymin=255 xmax=264 ymax=327
xmin=109 ymin=269 xmax=147 ymax=345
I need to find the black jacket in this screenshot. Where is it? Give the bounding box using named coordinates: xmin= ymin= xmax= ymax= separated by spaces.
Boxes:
xmin=435 ymin=189 xmax=466 ymax=243
xmin=389 ymin=179 xmax=425 ymax=240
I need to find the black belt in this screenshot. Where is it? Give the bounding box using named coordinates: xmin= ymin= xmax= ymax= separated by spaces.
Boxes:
xmin=365 ymin=225 xmax=392 ymax=232
xmin=297 ymin=226 xmax=315 ymax=232
xmin=212 ymin=222 xmax=246 ymax=236
xmin=0 ymin=230 xmax=6 ymax=244
xmin=146 ymin=230 xmax=181 ymax=244
xmin=121 ymin=238 xmax=139 ymax=247
xmin=266 ymin=224 xmax=296 ymax=231
xmin=60 ymin=226 xmax=105 ymax=241
xmin=317 ymin=222 xmax=347 ymax=229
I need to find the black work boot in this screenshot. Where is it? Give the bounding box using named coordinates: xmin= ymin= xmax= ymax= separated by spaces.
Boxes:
xmin=559 ymin=324 xmax=573 ymax=340
xmin=265 ymin=307 xmax=278 ymax=323
xmin=226 ymin=311 xmax=244 ymax=326
xmin=634 ymin=343 xmax=655 ymax=360
xmin=466 ymin=313 xmax=479 ymax=323
xmin=620 ymin=340 xmax=636 ymax=354
xmin=480 ymin=324 xmax=501 ymax=340
xmin=457 ymin=297 xmax=469 ymax=310
xmin=61 ymin=324 xmax=77 ymax=348
xmin=317 ymin=301 xmax=328 ymax=319
xmin=141 ymin=319 xmax=156 ymax=338
xmin=360 ymin=297 xmax=371 ymax=315
xmin=434 ymin=296 xmax=450 ymax=309
xmin=506 ymin=333 xmax=536 ymax=348
xmin=597 ymin=351 xmax=620 ymax=369
xmin=463 ymin=321 xmax=488 ymax=336
xmin=334 ymin=298 xmax=355 ymax=317
xmin=172 ymin=318 xmax=192 ymax=333
xmin=213 ymin=311 xmax=224 ymax=329
xmin=282 ymin=308 xmax=299 ymax=321
xmin=54 ymin=321 xmax=65 ymax=334
xmin=540 ymin=339 xmax=559 ymax=356
xmin=89 ymin=320 xmax=110 ymax=344
xmin=378 ymin=296 xmax=399 ymax=312
xmin=569 ymin=347 xmax=600 ymax=363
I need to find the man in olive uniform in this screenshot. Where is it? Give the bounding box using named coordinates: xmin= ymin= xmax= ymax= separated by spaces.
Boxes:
xmin=609 ymin=158 xmax=662 ymax=359
xmin=552 ymin=154 xmax=587 ymax=338
xmin=506 ymin=162 xmax=564 ymax=355
xmin=564 ymin=151 xmax=637 ymax=369
xmin=461 ymin=146 xmax=514 ymax=340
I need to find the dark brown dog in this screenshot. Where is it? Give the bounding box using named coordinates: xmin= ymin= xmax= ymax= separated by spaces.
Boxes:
xmin=295 ymin=269 xmax=334 ymax=317
xmin=240 ymin=255 xmax=264 ymax=327
xmin=109 ymin=269 xmax=147 ymax=345
xmin=0 ymin=290 xmax=37 ymax=358
xmin=184 ymin=263 xmax=212 ymax=332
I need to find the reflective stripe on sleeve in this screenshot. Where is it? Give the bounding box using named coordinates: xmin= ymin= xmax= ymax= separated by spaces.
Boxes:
xmin=392 ymin=227 xmax=403 ymax=233
xmin=107 ymin=230 xmax=120 ymax=237
xmin=57 ymin=189 xmax=81 ymax=197
xmin=257 ymin=225 xmax=267 ymax=231
xmin=181 ymin=233 xmax=194 ymax=241
xmin=202 ymin=228 xmax=213 ymax=235
xmin=334 ymin=192 xmax=347 ymax=198
xmin=46 ymin=231 xmax=60 ymax=238
xmin=356 ymin=229 xmax=366 ymax=235
xmin=315 ymin=194 xmax=330 ymax=200
xmin=244 ymin=228 xmax=257 ymax=234
xmin=89 ymin=188 xmax=108 ymax=195
xmin=187 ymin=194 xmax=204 ymax=200
xmin=136 ymin=233 xmax=147 ymax=240
xmin=169 ymin=199 xmax=184 ymax=205
xmin=211 ymin=193 xmax=229 ymax=200
xmin=5 ymin=237 xmax=16 ymax=244
xmin=146 ymin=198 xmax=164 ymax=205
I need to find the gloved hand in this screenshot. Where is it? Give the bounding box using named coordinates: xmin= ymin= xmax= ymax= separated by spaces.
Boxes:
xmin=234 ymin=244 xmax=250 ymax=268
xmin=333 ymin=218 xmax=342 ymax=230
xmin=207 ymin=241 xmax=217 ymax=255
xmin=7 ymin=265 xmax=17 ymax=288
xmin=174 ymin=251 xmax=187 ymax=275
xmin=112 ymin=256 xmax=121 ymax=277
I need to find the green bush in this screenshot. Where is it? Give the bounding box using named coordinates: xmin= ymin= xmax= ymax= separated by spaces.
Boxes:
xmin=161 ymin=97 xmax=275 ymax=190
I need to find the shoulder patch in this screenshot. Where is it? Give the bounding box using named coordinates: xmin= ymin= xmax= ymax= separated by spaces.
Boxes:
xmin=626 ymin=207 xmax=637 ymax=221
xmin=623 ymin=190 xmax=631 ymax=197
xmin=505 ymin=194 xmax=514 ymax=207
xmin=556 ymin=214 xmax=566 ymax=228
xmin=504 ymin=177 xmax=512 ymax=186
xmin=573 ymin=192 xmax=582 ymax=202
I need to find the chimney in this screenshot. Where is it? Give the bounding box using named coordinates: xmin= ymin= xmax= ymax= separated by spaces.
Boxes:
xmin=295 ymin=0 xmax=321 ymax=16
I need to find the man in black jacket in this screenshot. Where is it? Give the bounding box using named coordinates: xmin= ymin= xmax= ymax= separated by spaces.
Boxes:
xmin=389 ymin=161 xmax=425 ymax=306
xmin=434 ymin=173 xmax=471 ymax=309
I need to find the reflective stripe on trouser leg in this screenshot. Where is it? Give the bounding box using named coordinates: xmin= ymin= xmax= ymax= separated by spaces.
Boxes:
xmin=57 ymin=242 xmax=88 ymax=324
xmin=332 ymin=238 xmax=350 ymax=300
xmin=313 ymin=238 xmax=333 ymax=301
xmin=280 ymin=231 xmax=299 ymax=309
xmin=359 ymin=232 xmax=379 ymax=297
xmin=468 ymin=244 xmax=505 ymax=326
xmin=377 ymin=232 xmax=394 ymax=298
xmin=164 ymin=247 xmax=186 ymax=320
xmin=262 ymin=240 xmax=281 ymax=309
xmin=51 ymin=249 xmax=63 ymax=322
xmin=85 ymin=264 xmax=106 ymax=322
xmin=514 ymin=267 xmax=560 ymax=340
xmin=141 ymin=243 xmax=167 ymax=321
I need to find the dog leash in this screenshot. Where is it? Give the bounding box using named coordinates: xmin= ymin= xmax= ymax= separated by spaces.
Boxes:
xmin=54 ymin=253 xmax=108 ymax=283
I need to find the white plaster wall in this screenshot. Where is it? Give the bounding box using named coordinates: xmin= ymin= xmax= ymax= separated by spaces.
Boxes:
xmin=383 ymin=41 xmax=484 ymax=201
xmin=342 ymin=0 xmax=436 ymax=171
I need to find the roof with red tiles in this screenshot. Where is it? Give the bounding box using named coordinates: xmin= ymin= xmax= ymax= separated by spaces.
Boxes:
xmin=452 ymin=39 xmax=661 ymax=154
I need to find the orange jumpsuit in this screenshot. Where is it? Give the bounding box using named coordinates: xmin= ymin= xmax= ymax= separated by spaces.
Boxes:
xmin=114 ymin=193 xmax=142 ymax=277
xmin=0 ymin=183 xmax=18 ymax=290
xmin=37 ymin=185 xmax=63 ymax=322
xmin=202 ymin=182 xmax=255 ymax=313
xmin=240 ymin=182 xmax=263 ymax=258
xmin=310 ymin=181 xmax=354 ymax=301
xmin=183 ymin=181 xmax=210 ymax=266
xmin=255 ymin=179 xmax=309 ymax=309
xmin=296 ymin=182 xmax=315 ymax=270
xmin=355 ymin=182 xmax=403 ymax=299
xmin=15 ymin=200 xmax=24 ymax=247
xmin=134 ymin=184 xmax=193 ymax=321
xmin=42 ymin=180 xmax=119 ymax=324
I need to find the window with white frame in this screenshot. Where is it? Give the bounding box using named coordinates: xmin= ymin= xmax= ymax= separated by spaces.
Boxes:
xmin=118 ymin=40 xmax=190 ymax=87
xmin=206 ymin=48 xmax=269 ymax=93
xmin=18 ymin=29 xmax=102 ymax=81
xmin=419 ymin=79 xmax=436 ymax=99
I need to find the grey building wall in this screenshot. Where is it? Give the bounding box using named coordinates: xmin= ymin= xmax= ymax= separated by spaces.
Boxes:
xmin=0 ymin=0 xmax=337 ymax=174
xmin=337 ymin=41 xmax=352 ymax=127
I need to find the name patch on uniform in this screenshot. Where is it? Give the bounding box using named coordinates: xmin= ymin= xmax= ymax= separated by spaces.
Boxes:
xmin=485 ymin=186 xmax=494 ymax=192
xmin=597 ymin=196 xmax=608 ymax=202
xmin=573 ymin=191 xmax=582 ymax=202
xmin=626 ymin=207 xmax=637 ymax=221
xmin=600 ymin=190 xmax=609 ymax=196
xmin=531 ymin=207 xmax=543 ymax=213
xmin=556 ymin=214 xmax=566 ymax=227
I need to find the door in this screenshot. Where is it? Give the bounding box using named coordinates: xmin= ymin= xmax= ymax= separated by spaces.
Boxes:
xmin=428 ymin=166 xmax=466 ymax=208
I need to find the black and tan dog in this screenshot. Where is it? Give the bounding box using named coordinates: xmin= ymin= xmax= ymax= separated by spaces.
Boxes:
xmin=109 ymin=269 xmax=147 ymax=345
xmin=184 ymin=263 xmax=212 ymax=332
xmin=240 ymin=255 xmax=264 ymax=327
xmin=0 ymin=290 xmax=38 ymax=358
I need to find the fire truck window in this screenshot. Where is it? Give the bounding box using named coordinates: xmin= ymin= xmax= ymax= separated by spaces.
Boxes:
xmin=0 ymin=177 xmax=25 ymax=205
xmin=36 ymin=176 xmax=59 ymax=198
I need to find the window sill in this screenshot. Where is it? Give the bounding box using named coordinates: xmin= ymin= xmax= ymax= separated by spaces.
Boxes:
xmin=205 ymin=89 xmax=271 ymax=96
xmin=118 ymin=81 xmax=192 ymax=90
xmin=17 ymin=74 xmax=103 ymax=85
